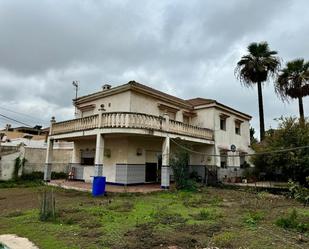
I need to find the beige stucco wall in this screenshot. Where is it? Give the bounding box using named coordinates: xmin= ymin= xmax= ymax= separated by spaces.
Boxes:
xmin=72 ymin=136 xmax=130 ymax=182
xmin=192 ymin=106 xmax=251 ymax=167
xmin=77 ymin=91 xmax=131 ymax=117
xmin=191 ymin=108 xmax=215 ymax=129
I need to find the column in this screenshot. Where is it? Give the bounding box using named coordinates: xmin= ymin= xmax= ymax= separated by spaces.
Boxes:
xmin=44 ymin=117 xmax=56 ymax=182
xmin=161 ymin=136 xmax=170 ymax=189
xmin=94 ymin=133 xmax=104 ymax=176
xmin=44 ymin=138 xmax=54 ymax=181
xmin=71 ymin=142 xmax=81 ymax=164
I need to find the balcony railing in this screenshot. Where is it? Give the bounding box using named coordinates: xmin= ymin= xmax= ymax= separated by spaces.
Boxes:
xmin=51 ymin=112 xmax=214 ymax=140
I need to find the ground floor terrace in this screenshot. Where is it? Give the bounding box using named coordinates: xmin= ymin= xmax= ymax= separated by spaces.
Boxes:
xmin=44 ymin=132 xmax=216 ymax=188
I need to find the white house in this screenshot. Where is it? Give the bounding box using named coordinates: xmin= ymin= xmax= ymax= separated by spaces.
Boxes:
xmin=44 ymin=81 xmax=252 ymax=188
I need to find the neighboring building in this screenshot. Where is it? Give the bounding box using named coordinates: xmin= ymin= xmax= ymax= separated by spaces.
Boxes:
xmin=0 ymin=124 xmax=47 ymax=143
xmin=44 ymin=81 xmax=252 ymax=187
xmin=0 ymin=125 xmax=73 ymax=181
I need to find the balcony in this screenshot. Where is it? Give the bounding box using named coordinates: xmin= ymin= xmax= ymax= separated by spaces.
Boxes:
xmin=51 ymin=112 xmax=214 ymax=140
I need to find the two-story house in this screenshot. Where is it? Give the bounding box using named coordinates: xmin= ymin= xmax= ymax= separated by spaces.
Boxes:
xmin=44 ymin=81 xmax=252 ymax=188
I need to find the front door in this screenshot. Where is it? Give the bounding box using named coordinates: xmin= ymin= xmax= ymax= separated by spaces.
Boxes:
xmin=145 ymin=163 xmax=157 ymax=182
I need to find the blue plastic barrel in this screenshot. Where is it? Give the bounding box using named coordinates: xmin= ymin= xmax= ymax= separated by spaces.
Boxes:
xmin=92 ymin=176 xmax=106 ymax=196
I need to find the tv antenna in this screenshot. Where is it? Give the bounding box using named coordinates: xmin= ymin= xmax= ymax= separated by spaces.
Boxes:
xmin=72 ymin=81 xmax=79 ymax=117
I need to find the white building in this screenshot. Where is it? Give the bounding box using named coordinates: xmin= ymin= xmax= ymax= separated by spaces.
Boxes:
xmin=44 ymin=81 xmax=252 ymax=187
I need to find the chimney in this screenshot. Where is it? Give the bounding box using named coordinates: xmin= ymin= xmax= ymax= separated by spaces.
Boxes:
xmin=102 ymin=84 xmax=112 ymax=91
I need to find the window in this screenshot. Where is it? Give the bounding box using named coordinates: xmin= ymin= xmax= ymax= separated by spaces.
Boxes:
xmin=220 ymin=118 xmax=226 ymax=130
xmin=235 ymin=119 xmax=243 ymax=135
xmin=219 ymin=114 xmax=229 ymax=130
xmin=235 ymin=122 xmax=241 ymax=135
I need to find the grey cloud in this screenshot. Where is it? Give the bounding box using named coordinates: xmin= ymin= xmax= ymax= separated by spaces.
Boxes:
xmin=0 ymin=0 xmax=308 ymax=134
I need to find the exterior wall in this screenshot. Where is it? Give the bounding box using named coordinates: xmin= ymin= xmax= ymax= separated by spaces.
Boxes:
xmin=193 ymin=106 xmax=251 ymax=168
xmin=191 ymin=108 xmax=215 ymax=129
xmin=213 ymin=108 xmax=250 ymax=156
xmin=72 ymin=135 xmax=166 ymax=184
xmin=0 ymin=152 xmax=21 ymax=180
xmin=0 ymin=145 xmax=71 ymax=181
xmin=77 ymin=91 xmax=131 ymax=117
xmin=23 ymin=147 xmax=72 ymax=173
xmin=130 ymin=91 xmax=190 ymax=122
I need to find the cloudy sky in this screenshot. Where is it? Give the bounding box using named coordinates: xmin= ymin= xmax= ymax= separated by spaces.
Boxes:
xmin=0 ymin=0 xmax=308 ymax=137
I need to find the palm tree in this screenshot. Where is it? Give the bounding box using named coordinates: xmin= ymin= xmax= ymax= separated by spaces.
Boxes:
xmin=275 ymin=59 xmax=309 ymax=124
xmin=235 ymin=42 xmax=280 ymax=141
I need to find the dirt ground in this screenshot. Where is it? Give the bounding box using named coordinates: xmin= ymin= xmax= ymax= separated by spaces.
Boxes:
xmin=0 ymin=186 xmax=308 ymax=249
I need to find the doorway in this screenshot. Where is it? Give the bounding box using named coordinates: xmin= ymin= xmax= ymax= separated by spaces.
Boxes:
xmin=145 ymin=153 xmax=162 ymax=183
xmin=145 ymin=163 xmax=157 ymax=182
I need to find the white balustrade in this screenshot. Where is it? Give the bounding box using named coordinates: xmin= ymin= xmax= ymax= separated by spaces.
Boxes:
xmin=51 ymin=112 xmax=213 ymax=140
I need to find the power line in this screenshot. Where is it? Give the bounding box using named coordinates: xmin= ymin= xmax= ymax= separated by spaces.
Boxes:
xmin=0 ymin=106 xmax=46 ymax=123
xmin=0 ymin=113 xmax=32 ymax=127
xmin=169 ymin=136 xmax=309 ymax=157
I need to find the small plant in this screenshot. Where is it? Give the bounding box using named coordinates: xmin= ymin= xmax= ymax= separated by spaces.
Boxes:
xmin=276 ymin=209 xmax=308 ymax=233
xmin=39 ymin=189 xmax=56 ymax=221
xmin=198 ymin=209 xmax=211 ymax=220
xmin=244 ymin=211 xmax=264 ymax=226
xmin=212 ymin=231 xmax=236 ymax=248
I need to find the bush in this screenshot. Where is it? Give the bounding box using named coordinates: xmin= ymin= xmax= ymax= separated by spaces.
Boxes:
xmin=276 ymin=209 xmax=308 ymax=232
xmin=170 ymin=142 xmax=197 ymax=190
xmin=287 ymin=180 xmax=309 ymax=205
xmin=252 ymin=117 xmax=309 ymax=185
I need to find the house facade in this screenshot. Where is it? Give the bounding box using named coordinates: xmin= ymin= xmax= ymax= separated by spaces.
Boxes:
xmin=44 ymin=81 xmax=252 ymax=188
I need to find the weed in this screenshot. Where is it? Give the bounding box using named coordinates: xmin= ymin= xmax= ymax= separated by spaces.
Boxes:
xmin=212 ymin=231 xmax=237 ymax=248
xmin=243 ymin=211 xmax=264 ymax=226
xmin=193 ymin=208 xmax=221 ymax=221
xmin=276 ymin=209 xmax=308 ymax=232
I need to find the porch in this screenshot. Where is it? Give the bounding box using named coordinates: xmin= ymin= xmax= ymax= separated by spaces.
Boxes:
xmin=43 ymin=112 xmax=215 ymax=189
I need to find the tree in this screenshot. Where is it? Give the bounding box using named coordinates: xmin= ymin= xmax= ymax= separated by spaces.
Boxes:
xmin=252 ymin=117 xmax=309 ymax=185
xmin=275 ymin=59 xmax=309 ymax=124
xmin=235 ymin=42 xmax=280 ymax=141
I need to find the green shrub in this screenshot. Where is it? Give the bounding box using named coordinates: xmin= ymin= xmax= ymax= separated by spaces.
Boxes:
xmin=252 ymin=117 xmax=309 ymax=184
xmin=288 ymin=180 xmax=309 ymax=205
xmin=170 ymin=143 xmax=197 ymax=191
xmin=276 ymin=209 xmax=308 ymax=232
xmin=244 ymin=211 xmax=264 ymax=226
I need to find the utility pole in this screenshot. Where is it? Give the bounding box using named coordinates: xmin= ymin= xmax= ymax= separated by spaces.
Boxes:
xmin=72 ymin=81 xmax=79 ymax=117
